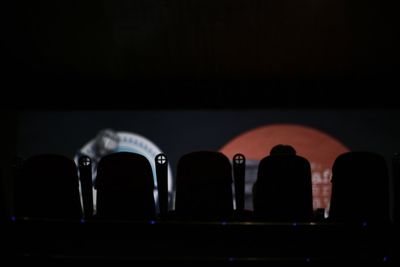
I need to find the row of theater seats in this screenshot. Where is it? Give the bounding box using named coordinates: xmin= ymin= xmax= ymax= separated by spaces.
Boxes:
xmin=1 ymin=150 xmax=395 ymax=223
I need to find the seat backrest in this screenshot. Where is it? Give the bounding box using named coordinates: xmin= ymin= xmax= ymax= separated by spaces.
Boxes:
xmin=14 ymin=154 xmax=82 ymax=219
xmin=253 ymin=154 xmax=313 ymax=221
xmin=329 ymin=151 xmax=390 ymax=223
xmin=175 ymin=151 xmax=233 ymax=219
xmin=95 ymin=152 xmax=155 ymax=220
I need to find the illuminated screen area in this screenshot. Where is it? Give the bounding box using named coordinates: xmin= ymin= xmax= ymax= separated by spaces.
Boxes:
xmin=16 ymin=110 xmax=400 ymax=212
xmin=220 ymin=124 xmax=349 ymax=211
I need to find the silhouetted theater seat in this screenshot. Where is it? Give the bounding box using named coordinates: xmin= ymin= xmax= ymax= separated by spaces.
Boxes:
xmin=95 ymin=152 xmax=155 ymax=220
xmin=329 ymin=151 xmax=390 ymax=223
xmin=13 ymin=154 xmax=82 ymax=219
xmin=253 ymin=154 xmax=313 ymax=221
xmin=174 ymin=151 xmax=234 ymax=220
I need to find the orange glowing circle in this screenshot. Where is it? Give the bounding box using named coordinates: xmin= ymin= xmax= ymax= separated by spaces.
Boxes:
xmin=219 ymin=124 xmax=350 ymax=210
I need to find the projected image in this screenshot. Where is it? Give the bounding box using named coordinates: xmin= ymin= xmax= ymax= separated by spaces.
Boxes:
xmin=220 ymin=124 xmax=350 ymax=214
xmin=75 ymin=128 xmax=173 ymax=212
xmin=16 ymin=110 xmax=398 ymax=218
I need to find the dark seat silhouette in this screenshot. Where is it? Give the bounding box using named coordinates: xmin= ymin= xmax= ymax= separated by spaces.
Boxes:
xmin=95 ymin=152 xmax=155 ymax=220
xmin=13 ymin=154 xmax=82 ymax=219
xmin=253 ymin=154 xmax=313 ymax=221
xmin=329 ymin=151 xmax=390 ymax=223
xmin=174 ymin=151 xmax=233 ymax=220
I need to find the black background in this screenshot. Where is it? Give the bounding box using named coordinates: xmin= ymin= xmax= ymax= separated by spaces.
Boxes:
xmin=1 ymin=0 xmax=399 ymax=109
xmin=0 ymin=2 xmax=399 ymax=262
xmin=1 ymin=0 xmax=399 ymax=186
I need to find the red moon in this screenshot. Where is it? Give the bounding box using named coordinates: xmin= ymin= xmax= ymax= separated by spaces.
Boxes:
xmin=219 ymin=124 xmax=350 ymax=211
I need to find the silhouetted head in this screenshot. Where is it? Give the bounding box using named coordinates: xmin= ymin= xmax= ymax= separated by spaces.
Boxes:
xmin=270 ymin=144 xmax=296 ymax=156
xmin=94 ymin=129 xmax=120 ymax=157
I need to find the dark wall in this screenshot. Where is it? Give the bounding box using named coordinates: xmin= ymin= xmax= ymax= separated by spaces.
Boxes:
xmin=5 ymin=0 xmax=398 ymax=76
xmin=2 ymin=0 xmax=399 ymax=109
